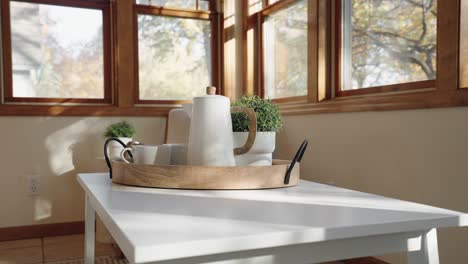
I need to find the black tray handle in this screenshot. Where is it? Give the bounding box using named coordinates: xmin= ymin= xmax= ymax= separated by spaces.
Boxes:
xmin=284 ymin=140 xmax=309 ymax=185
xmin=104 ymin=137 xmax=132 ymax=179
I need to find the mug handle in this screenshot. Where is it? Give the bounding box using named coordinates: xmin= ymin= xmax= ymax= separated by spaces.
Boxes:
xmin=120 ymin=148 xmax=133 ymax=163
xmin=231 ymin=106 xmax=257 ymax=155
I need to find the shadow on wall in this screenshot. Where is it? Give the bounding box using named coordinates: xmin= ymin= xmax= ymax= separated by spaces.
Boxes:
xmin=0 ymin=116 xmax=166 ymax=227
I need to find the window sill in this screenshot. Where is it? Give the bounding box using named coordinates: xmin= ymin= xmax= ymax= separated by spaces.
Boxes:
xmin=278 ymin=89 xmax=468 ymax=115
xmin=0 ymin=104 xmax=176 ymax=117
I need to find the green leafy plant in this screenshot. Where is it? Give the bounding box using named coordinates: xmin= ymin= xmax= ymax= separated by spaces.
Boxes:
xmin=231 ymin=95 xmax=282 ymax=132
xmin=104 ymin=121 xmax=136 ymax=138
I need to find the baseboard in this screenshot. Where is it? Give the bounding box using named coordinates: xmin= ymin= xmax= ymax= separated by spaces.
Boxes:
xmin=342 ymin=257 xmax=389 ymax=264
xmin=0 ymin=221 xmax=84 ymax=241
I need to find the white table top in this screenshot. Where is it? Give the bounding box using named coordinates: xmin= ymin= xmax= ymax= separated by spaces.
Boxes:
xmin=78 ymin=173 xmax=468 ymax=263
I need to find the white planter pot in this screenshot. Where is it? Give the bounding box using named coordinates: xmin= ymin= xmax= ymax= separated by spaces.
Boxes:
xmin=233 ymin=132 xmax=276 ymax=166
xmin=108 ymin=137 xmax=132 ymax=162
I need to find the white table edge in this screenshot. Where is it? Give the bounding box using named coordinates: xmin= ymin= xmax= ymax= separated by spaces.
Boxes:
xmin=77 ymin=173 xmax=467 ymax=264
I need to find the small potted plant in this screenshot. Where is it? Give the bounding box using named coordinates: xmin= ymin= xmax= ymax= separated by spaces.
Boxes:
xmin=104 ymin=121 xmax=136 ymax=161
xmin=231 ymin=95 xmax=282 ymax=166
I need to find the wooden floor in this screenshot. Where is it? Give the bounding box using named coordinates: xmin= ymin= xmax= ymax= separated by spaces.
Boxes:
xmin=0 ymin=234 xmax=384 ymax=264
xmin=0 ymin=234 xmax=120 ymax=263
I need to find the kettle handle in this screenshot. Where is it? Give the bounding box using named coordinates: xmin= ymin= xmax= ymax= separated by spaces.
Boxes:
xmin=232 ymin=106 xmax=257 ymax=155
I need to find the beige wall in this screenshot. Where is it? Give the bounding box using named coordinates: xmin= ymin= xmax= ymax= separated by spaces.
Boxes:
xmin=0 ymin=116 xmax=166 ymax=228
xmin=2 ymin=107 xmax=468 ymax=263
xmin=276 ymin=107 xmax=468 ymax=264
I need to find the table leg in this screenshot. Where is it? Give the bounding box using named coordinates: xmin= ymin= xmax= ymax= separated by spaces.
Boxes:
xmin=85 ymin=195 xmax=95 ymax=264
xmin=408 ymin=229 xmax=439 ymax=264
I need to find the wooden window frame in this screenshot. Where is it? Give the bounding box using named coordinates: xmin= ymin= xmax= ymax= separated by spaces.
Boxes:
xmin=334 ymin=0 xmax=436 ymax=97
xmin=0 ymin=0 xmax=223 ymax=116
xmin=1 ymin=0 xmax=466 ymax=116
xmin=1 ymin=0 xmax=114 ymax=104
xmin=133 ymin=0 xmax=223 ymax=105
xmin=460 ymin=0 xmax=468 ymax=89
xmin=262 ymin=0 xmax=468 ymax=115
xmin=244 ymin=0 xmax=313 ymax=104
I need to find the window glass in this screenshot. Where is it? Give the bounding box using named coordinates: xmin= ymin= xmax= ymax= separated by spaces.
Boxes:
xmin=136 ymin=0 xmax=209 ymax=11
xmin=263 ymin=0 xmax=307 ymax=99
xmin=137 ymin=15 xmax=212 ymax=100
xmin=248 ymin=0 xmax=262 ymax=15
xmin=199 ymin=1 xmax=209 ymax=10
xmin=342 ymin=0 xmax=437 ymax=90
xmin=460 ymin=1 xmax=468 ymax=88
xmin=10 ymin=1 xmax=104 ymax=98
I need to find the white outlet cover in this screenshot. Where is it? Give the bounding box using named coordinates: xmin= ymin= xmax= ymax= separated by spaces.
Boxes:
xmin=27 ymin=174 xmax=41 ymax=196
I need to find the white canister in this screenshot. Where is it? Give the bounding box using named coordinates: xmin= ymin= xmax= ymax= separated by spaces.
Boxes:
xmin=165 ymin=144 xmax=188 ymax=165
xmin=166 ymin=104 xmax=192 ymax=144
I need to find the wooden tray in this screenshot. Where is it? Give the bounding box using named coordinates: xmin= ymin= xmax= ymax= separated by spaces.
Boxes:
xmin=111 ymin=159 xmax=300 ymax=190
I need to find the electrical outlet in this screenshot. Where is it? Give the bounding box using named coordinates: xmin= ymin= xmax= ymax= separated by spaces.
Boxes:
xmin=27 ymin=175 xmax=41 ymax=196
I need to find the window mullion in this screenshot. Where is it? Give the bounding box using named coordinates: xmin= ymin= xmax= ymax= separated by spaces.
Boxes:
xmin=436 ymin=0 xmax=460 ymax=91
xmin=116 ymin=0 xmax=135 ymax=107
xmin=1 ymin=0 xmax=12 ymax=102
xmin=0 ymin=0 xmax=5 ymax=104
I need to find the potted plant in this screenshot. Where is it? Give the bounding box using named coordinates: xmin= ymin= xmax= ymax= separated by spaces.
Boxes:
xmin=104 ymin=121 xmax=136 ymax=161
xmin=231 ymin=95 xmax=282 ymax=166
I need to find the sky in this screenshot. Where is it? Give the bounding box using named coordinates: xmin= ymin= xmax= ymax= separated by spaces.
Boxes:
xmin=39 ymin=4 xmax=102 ymax=48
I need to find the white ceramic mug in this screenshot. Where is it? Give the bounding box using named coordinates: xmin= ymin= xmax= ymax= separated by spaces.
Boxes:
xmin=108 ymin=137 xmax=132 ymax=161
xmin=120 ymin=145 xmax=171 ymax=165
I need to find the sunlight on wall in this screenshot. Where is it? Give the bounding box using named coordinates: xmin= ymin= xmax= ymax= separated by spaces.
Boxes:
xmin=34 ymin=196 xmax=52 ymax=221
xmin=0 ymin=116 xmax=166 ymax=227
xmin=45 ymin=118 xmax=101 ymax=176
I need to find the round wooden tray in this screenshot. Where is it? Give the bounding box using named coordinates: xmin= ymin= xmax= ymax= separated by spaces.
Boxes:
xmin=111 ymin=159 xmax=300 ymax=190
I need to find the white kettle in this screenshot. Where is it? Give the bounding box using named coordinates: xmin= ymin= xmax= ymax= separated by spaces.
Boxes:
xmin=188 ymin=87 xmax=257 ymax=166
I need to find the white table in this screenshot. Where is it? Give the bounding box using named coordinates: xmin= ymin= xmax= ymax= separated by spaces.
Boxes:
xmin=78 ymin=173 xmax=468 ymax=264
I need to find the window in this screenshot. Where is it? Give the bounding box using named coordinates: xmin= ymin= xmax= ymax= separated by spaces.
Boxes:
xmin=339 ymin=0 xmax=437 ymax=95
xmin=245 ymin=0 xmax=310 ymax=101
xmin=263 ymin=0 xmax=307 ymax=99
xmin=135 ymin=0 xmax=217 ymax=102
xmin=136 ymin=0 xmax=209 ymax=11
xmin=2 ymin=0 xmax=111 ymax=103
xmin=460 ymin=0 xmax=468 ymax=89
xmin=0 ymin=0 xmax=466 ymax=116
